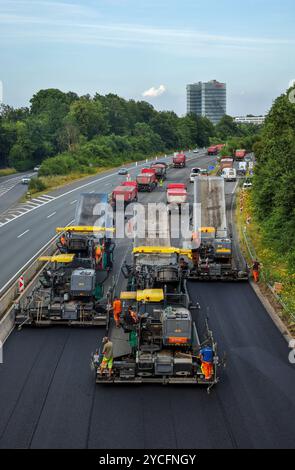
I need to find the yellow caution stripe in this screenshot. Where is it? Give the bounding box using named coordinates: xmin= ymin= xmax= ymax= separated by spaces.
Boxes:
xmin=133 ymin=246 xmax=192 ymax=259
xmin=38 ymin=254 xmax=76 ymax=263
xmin=120 ymin=289 xmax=164 ymax=303
xmin=56 ymin=226 xmax=115 ymax=233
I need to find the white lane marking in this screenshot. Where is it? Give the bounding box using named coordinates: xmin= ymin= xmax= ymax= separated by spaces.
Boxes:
xmin=232 ymin=181 xmax=239 ymax=194
xmin=47 ymin=211 xmax=56 ymax=219
xmin=32 ymin=198 xmax=45 ymax=203
xmin=0 ymin=154 xmax=205 ymax=230
xmin=0 ymin=218 xmax=75 ymax=294
xmin=70 ymin=199 xmax=77 ymax=205
xmin=17 ymin=229 xmax=30 ymax=239
xmin=37 ymin=195 xmax=54 ymax=201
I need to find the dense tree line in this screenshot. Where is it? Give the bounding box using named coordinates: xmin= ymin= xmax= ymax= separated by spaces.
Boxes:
xmin=252 ymin=85 xmax=295 ymax=270
xmin=0 ymin=89 xmax=216 ymax=173
xmin=213 ymin=114 xmax=261 ymax=157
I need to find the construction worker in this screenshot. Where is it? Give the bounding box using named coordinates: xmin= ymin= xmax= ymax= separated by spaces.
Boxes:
xmin=199 ymin=346 xmax=214 ymax=380
xmin=128 ymin=305 xmax=139 ymax=324
xmin=99 ymin=337 xmax=113 ymax=378
xmin=159 ymin=178 xmax=164 ymax=189
xmin=179 ymin=257 xmax=188 ymax=272
xmin=112 ymin=297 xmax=122 ymax=328
xmin=60 ymin=234 xmax=66 ymax=246
xmin=252 ymin=259 xmax=261 ymax=283
xmin=95 ymin=244 xmax=102 ymax=266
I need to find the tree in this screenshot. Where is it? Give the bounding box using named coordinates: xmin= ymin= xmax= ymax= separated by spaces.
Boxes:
xmin=68 ymin=98 xmax=109 ymax=140
xmin=252 ymin=84 xmax=295 ymax=268
xmin=150 ymin=111 xmax=179 ymax=149
xmin=215 ymin=115 xmax=240 ymax=140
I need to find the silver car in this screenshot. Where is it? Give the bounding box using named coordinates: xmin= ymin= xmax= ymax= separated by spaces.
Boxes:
xmin=21 ymin=176 xmax=31 ymax=185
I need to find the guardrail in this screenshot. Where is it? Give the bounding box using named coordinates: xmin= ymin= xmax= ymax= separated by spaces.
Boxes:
xmin=0 ymin=232 xmax=63 ymax=344
xmin=242 ymin=224 xmax=295 ymax=323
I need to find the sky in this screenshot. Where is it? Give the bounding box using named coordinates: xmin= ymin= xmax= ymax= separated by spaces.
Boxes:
xmin=0 ymin=0 xmax=294 ymax=116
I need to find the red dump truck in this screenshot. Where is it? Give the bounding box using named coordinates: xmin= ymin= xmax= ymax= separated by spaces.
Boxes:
xmin=235 ymin=149 xmax=247 ymax=160
xmin=121 ymin=180 xmax=138 ymax=196
xmin=166 ymin=183 xmax=188 ymax=204
xmin=136 ymin=169 xmax=157 ymax=192
xmin=111 ymin=184 xmax=138 ymax=208
xmin=150 ymin=163 xmax=167 ymax=180
xmin=220 ymin=157 xmax=234 ymax=171
xmin=215 ymin=144 xmax=225 ymax=152
xmin=207 ymin=145 xmax=218 ymax=156
xmin=173 ymin=153 xmax=186 ymax=168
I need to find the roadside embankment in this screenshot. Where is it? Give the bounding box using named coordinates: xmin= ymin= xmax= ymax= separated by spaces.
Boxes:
xmin=236 ymin=187 xmax=295 ymax=336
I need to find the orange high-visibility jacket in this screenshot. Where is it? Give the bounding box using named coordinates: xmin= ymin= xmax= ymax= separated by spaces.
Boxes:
xmin=113 ymin=299 xmax=122 ymax=315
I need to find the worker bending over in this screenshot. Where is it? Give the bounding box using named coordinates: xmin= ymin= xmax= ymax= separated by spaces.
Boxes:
xmin=252 ymin=259 xmax=261 ymax=283
xmin=127 ymin=306 xmax=139 ymax=324
xmin=99 ymin=337 xmax=113 ymax=378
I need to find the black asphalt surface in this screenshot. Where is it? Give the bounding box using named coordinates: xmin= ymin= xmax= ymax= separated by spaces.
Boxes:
xmin=0 ymin=154 xmax=294 ymax=449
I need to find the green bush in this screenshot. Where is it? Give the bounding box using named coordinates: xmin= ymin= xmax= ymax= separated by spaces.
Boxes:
xmin=29 ymin=177 xmax=47 ymax=192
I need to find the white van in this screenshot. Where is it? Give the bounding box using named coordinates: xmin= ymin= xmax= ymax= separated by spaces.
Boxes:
xmin=222 ymin=168 xmax=237 ymax=182
xmin=190 ymin=167 xmax=201 ymax=183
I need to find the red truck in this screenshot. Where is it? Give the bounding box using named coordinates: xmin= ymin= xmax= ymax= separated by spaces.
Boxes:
xmin=235 ymin=149 xmax=247 ymax=160
xmin=166 ymin=183 xmax=188 ymax=204
xmin=136 ymin=169 xmax=157 ymax=192
xmin=207 ymin=145 xmax=218 ymax=156
xmin=215 ymin=144 xmax=225 ymax=152
xmin=173 ymin=153 xmax=186 ymax=168
xmin=150 ymin=163 xmax=167 ymax=180
xmin=220 ymin=157 xmax=234 ymax=171
xmin=121 ymin=180 xmax=138 ymax=196
xmin=111 ymin=184 xmax=138 ymax=208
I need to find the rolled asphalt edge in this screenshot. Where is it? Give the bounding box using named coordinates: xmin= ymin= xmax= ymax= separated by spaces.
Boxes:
xmin=250 ymin=280 xmax=293 ymax=344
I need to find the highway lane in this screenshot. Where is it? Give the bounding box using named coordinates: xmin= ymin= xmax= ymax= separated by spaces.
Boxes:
xmin=0 ymin=150 xmax=215 ymax=290
xmin=0 ymin=160 xmax=294 ymax=449
xmin=0 ymin=173 xmax=35 ymax=214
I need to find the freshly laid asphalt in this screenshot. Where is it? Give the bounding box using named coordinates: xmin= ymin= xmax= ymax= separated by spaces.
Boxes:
xmin=0 ymin=154 xmax=294 ymax=449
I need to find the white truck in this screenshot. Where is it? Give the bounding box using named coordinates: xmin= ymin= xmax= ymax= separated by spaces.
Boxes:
xmin=222 ymin=168 xmax=237 ymax=182
xmin=237 ymin=161 xmax=247 ymax=176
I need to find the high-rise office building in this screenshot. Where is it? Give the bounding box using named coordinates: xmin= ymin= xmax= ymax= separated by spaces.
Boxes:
xmin=186 ymin=80 xmax=226 ymax=125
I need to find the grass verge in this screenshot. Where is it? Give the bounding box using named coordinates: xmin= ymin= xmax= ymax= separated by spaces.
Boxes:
xmin=0 ymin=168 xmax=17 ymax=177
xmin=235 ymin=187 xmax=295 ymax=334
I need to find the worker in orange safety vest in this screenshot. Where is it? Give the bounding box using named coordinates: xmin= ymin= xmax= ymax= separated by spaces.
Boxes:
xmin=95 ymin=245 xmax=102 ymax=265
xmin=128 ymin=306 xmax=139 ymax=324
xmin=252 ymin=259 xmax=260 ymax=283
xmin=112 ymin=297 xmax=122 ymax=327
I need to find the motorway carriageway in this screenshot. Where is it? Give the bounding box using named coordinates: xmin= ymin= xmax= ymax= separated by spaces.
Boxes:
xmin=0 ymin=151 xmax=212 ymax=291
xmin=0 ymin=155 xmax=294 ymax=449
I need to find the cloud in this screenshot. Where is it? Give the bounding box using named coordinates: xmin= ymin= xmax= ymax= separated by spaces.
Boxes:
xmin=142 ymin=85 xmax=166 ymax=98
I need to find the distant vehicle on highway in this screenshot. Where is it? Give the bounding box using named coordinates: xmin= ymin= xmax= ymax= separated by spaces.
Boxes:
xmin=34 ymin=166 xmax=40 ymax=172
xmin=118 ymin=168 xmax=128 ymax=175
xmin=199 ymin=169 xmax=209 ymax=176
xmin=193 ymin=148 xmax=199 ymax=153
xmin=243 ymin=179 xmax=253 ymax=189
xmin=21 ymin=176 xmax=31 ymax=185
xmin=190 ymin=167 xmax=202 ymax=182
xmin=156 ymin=161 xmax=169 ymax=167
xmin=222 ymin=168 xmax=237 ymax=182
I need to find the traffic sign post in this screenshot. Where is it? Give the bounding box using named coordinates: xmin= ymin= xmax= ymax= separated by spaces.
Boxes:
xmin=19 ymin=275 xmax=24 ymax=293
